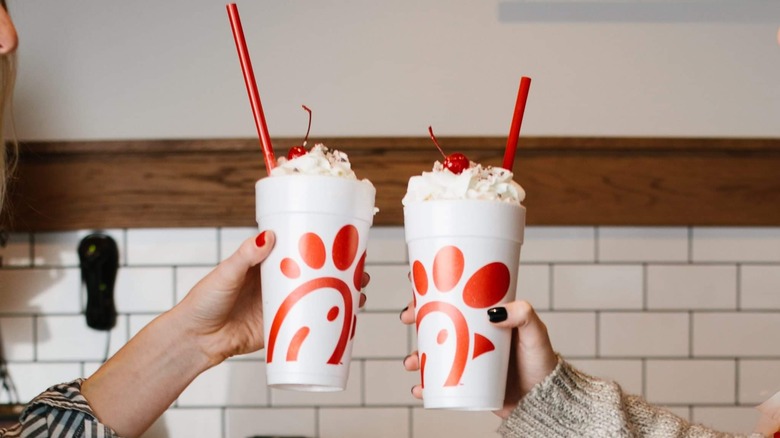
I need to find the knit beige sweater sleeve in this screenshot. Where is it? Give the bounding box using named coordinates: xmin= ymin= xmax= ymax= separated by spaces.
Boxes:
xmin=498 ymin=359 xmax=764 ymax=438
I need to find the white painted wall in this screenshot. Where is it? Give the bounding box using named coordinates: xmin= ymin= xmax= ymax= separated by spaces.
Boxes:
xmin=7 ymin=0 xmax=780 ymax=141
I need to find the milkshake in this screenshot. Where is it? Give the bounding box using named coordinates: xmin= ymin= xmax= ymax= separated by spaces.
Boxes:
xmin=403 ymin=134 xmax=526 ymax=410
xmin=226 ymin=4 xmax=377 ymax=392
xmin=257 ymin=141 xmax=376 ymax=392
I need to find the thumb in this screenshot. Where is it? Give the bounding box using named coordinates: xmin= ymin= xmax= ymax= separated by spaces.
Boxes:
xmin=211 ymin=231 xmax=276 ymax=287
xmin=488 ymin=300 xmax=558 ymax=396
xmin=487 ymin=300 xmax=543 ymax=329
xmin=488 ymin=300 xmax=554 ymax=353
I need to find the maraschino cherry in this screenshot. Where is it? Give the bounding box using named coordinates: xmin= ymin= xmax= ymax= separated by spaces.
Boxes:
xmin=287 ymin=105 xmax=313 ymax=160
xmin=428 ymin=126 xmax=470 ymax=174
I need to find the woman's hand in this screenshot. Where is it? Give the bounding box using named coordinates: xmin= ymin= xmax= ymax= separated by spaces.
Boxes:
xmin=175 ymin=231 xmax=370 ymax=366
xmin=173 ymin=231 xmax=276 ymax=365
xmin=400 ymin=300 xmax=558 ymax=419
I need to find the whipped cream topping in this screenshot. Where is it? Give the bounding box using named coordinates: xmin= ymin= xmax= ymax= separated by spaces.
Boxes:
xmin=402 ymin=161 xmax=525 ymax=206
xmin=271 ymin=144 xmax=357 ymax=179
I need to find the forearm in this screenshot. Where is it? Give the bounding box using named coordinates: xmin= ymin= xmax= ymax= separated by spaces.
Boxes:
xmin=81 ymin=307 xmax=215 ymax=438
xmin=499 ymin=359 xmax=761 ymax=438
xmin=499 ymin=358 xmax=634 ymax=437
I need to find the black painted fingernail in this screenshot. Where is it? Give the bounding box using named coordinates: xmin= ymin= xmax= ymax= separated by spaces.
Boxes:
xmin=487 ymin=307 xmax=508 ymax=323
xmin=399 ymin=306 xmax=408 ymax=320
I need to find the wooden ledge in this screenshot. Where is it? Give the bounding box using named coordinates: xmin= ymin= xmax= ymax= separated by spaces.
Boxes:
xmin=4 ymin=137 xmax=780 ymax=231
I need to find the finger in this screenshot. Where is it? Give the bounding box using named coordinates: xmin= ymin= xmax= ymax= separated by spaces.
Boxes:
xmin=491 ymin=301 xmax=558 ymax=398
xmin=403 ymin=351 xmax=420 ymax=371
xmin=399 ymin=302 xmax=415 ymax=325
xmin=411 ymin=384 xmax=423 ymax=399
xmin=359 ymin=292 xmax=367 ymax=309
xmin=361 ymin=272 xmax=370 ymax=288
xmin=487 ymin=300 xmax=550 ymax=346
xmin=211 ymin=231 xmax=276 ymax=288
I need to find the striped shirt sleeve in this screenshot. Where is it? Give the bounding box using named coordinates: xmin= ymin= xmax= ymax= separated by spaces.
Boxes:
xmin=0 ymin=379 xmax=120 ymax=438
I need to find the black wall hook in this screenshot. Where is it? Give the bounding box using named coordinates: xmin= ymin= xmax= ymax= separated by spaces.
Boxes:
xmin=78 ymin=234 xmax=119 ymax=331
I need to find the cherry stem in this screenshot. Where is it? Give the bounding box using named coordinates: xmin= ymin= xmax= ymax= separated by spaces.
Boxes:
xmin=302 ymin=105 xmax=312 ymax=146
xmin=428 ymin=126 xmax=446 ymax=159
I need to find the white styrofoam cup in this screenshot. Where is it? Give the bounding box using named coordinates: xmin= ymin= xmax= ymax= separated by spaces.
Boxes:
xmin=256 ymin=175 xmax=375 ymax=391
xmin=405 ymin=199 xmax=525 ymax=410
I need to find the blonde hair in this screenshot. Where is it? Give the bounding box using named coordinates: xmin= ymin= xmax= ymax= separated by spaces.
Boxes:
xmin=0 ymin=51 xmax=16 ymax=215
xmin=0 ymin=0 xmax=15 ymax=216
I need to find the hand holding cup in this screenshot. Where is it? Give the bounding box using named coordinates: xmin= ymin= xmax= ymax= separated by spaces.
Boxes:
xmin=401 ymin=299 xmax=558 ymax=418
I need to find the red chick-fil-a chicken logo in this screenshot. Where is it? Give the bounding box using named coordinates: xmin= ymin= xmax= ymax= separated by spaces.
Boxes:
xmin=412 ymin=245 xmax=511 ymax=388
xmin=266 ymin=225 xmax=366 ymax=365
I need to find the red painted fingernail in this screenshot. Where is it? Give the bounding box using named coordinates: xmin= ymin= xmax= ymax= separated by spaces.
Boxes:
xmin=255 ymin=231 xmax=267 ymax=247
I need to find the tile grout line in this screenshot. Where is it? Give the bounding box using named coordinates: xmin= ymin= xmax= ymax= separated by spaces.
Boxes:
xmin=122 ymin=229 xmax=129 ymax=267
xmin=734 ymin=359 xmax=740 ymax=405
xmin=735 ymin=264 xmax=742 ymax=311
xmin=216 ymin=227 xmax=222 ymax=265
xmin=642 ymin=263 xmax=648 ymax=310
xmin=548 ymin=263 xmax=554 ymax=310
xmin=687 ymin=227 xmax=693 ymax=264
xmin=314 ymin=406 xmax=321 ymax=438
xmin=360 ymin=359 xmax=366 ymax=406
xmin=30 ymin=233 xmax=36 ymax=268
xmin=266 ymin=377 xmax=272 ymax=407
xmin=221 ymin=406 xmax=226 ymax=438
xmin=27 ymin=232 xmax=34 ymax=267
xmin=32 ymin=314 xmax=38 ymax=362
xmin=595 ymin=311 xmax=600 ymax=358
xmin=688 ymin=310 xmax=694 ymax=358
xmin=408 ymin=406 xmax=414 ymax=438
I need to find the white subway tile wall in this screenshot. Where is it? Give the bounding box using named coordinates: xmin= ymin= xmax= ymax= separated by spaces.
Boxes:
xmin=115 ymin=267 xmax=175 ymax=313
xmin=553 ymin=264 xmax=643 ymax=309
xmin=1 ymin=233 xmax=32 ymax=267
xmin=738 ymin=360 xmax=780 ymax=404
xmin=647 ymin=265 xmax=737 ymax=310
xmin=179 ymin=360 xmax=269 ymax=407
xmin=319 ymin=407 xmax=409 ymax=438
xmin=33 ymin=230 xmax=125 ymax=267
xmin=597 ymin=227 xmax=689 ymax=263
xmin=568 ymin=359 xmax=643 ymax=396
xmin=692 ymin=407 xmax=763 ymax=437
xmin=0 ymin=226 xmax=778 ymax=437
xmin=412 ymin=408 xmax=502 ymax=438
xmin=0 ymin=317 xmax=34 ymax=361
xmin=599 ymin=312 xmax=689 ymax=357
xmin=516 ymin=264 xmax=551 ymax=310
xmin=145 ymin=408 xmax=223 ymax=438
xmin=645 ymin=360 xmax=736 ymax=404
xmin=741 ymin=265 xmax=780 ymax=310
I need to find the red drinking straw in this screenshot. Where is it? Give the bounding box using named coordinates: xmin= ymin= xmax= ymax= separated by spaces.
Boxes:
xmin=226 ymin=3 xmax=276 ymax=173
xmin=502 ymin=76 xmax=532 ymax=171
